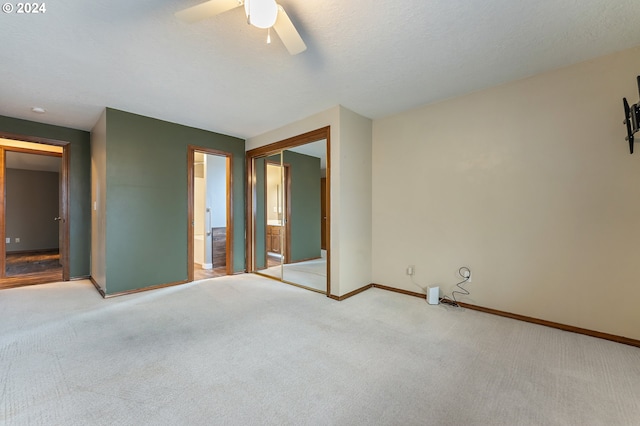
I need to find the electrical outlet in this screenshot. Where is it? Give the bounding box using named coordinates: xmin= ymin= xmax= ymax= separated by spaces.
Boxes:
xmin=5 ymin=238 xmax=9 ymax=244
xmin=406 ymin=265 xmax=415 ymax=276
xmin=15 ymin=238 xmax=20 ymax=243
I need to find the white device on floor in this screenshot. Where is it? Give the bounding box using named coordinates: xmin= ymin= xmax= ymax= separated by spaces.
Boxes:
xmin=427 ymin=286 xmax=440 ymax=305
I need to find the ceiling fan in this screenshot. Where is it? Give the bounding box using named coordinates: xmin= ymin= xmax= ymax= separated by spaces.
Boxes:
xmin=175 ymin=0 xmax=307 ymax=55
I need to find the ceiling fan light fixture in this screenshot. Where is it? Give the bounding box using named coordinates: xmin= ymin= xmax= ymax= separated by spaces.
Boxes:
xmin=244 ymin=0 xmax=278 ymax=29
xmin=176 ymin=0 xmax=305 ymax=55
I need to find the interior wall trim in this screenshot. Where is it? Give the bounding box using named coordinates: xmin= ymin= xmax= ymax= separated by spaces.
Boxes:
xmin=86 ymin=269 xmax=640 ymax=348
xmin=456 ymin=302 xmax=640 ymax=348
xmin=368 ymin=283 xmax=640 ymax=348
xmin=0 ymin=131 xmax=69 ymax=147
xmin=372 ymin=284 xmax=425 ymax=299
xmin=69 ymin=275 xmax=90 ymax=281
xmin=89 ymin=276 xmax=105 ymax=298
xmin=247 ymin=127 xmax=330 ymax=158
xmin=0 ymin=272 xmax=63 ymax=290
xmin=327 ymin=283 xmax=373 ymax=301
xmin=280 ymin=279 xmax=326 ymax=294
xmin=90 ymin=276 xmax=190 ymax=299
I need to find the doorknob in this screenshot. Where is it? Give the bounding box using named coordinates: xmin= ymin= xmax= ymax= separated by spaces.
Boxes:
xmin=54 ymin=217 xmax=62 ymax=221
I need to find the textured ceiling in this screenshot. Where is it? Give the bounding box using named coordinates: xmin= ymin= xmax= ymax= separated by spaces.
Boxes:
xmin=1 ymin=0 xmax=640 ymax=139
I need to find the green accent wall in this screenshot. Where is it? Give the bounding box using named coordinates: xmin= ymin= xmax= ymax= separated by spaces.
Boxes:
xmin=104 ymin=109 xmax=245 ymax=294
xmin=283 ymin=150 xmax=321 ymax=262
xmin=254 ymin=157 xmax=267 ymax=269
xmin=0 ymin=115 xmax=91 ymax=278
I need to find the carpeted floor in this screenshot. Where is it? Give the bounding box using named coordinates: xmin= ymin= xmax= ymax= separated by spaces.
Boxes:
xmin=1 ymin=275 xmax=639 ymax=425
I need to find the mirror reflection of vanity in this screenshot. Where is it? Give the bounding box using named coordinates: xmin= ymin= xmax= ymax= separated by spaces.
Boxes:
xmin=266 ymin=222 xmax=282 ymax=254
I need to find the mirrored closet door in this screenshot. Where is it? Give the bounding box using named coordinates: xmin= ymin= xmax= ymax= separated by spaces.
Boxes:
xmin=279 ymin=144 xmax=325 ymax=292
xmin=247 ymin=128 xmax=329 ymax=295
xmin=253 ymin=152 xmax=284 ymax=280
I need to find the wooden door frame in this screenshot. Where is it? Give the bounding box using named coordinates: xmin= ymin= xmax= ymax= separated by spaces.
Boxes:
xmin=187 ymin=145 xmax=234 ymax=281
xmin=0 ymin=131 xmax=70 ymax=281
xmin=320 ymin=177 xmax=327 ymax=250
xmin=246 ymin=126 xmax=331 ymax=296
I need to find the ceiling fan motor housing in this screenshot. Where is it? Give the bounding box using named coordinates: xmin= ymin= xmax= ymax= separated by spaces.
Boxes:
xmin=244 ymin=0 xmax=278 ymax=29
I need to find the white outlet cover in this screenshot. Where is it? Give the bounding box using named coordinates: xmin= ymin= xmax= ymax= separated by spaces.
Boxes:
xmin=5 ymin=238 xmax=10 ymax=243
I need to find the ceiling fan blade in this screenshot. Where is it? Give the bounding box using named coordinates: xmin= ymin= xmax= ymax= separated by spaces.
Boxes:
xmin=273 ymin=4 xmax=306 ymax=55
xmin=175 ymin=0 xmax=242 ymax=24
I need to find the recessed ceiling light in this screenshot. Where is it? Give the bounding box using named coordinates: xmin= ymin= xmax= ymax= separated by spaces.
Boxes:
xmin=31 ymin=107 xmax=46 ymax=114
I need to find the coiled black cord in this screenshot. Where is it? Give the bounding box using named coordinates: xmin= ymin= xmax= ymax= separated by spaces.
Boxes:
xmin=440 ymin=266 xmax=471 ymax=307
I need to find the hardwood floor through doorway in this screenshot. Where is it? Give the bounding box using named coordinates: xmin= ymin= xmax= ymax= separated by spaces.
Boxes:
xmin=193 ymin=264 xmax=227 ymax=281
xmin=6 ymin=250 xmax=60 ymax=276
xmin=0 ymin=250 xmax=63 ymax=290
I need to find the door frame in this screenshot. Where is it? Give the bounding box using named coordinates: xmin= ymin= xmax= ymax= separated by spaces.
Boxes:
xmin=320 ymin=177 xmax=327 ymax=250
xmin=0 ymin=131 xmax=70 ymax=281
xmin=187 ymin=145 xmax=234 ymax=281
xmin=246 ymin=126 xmax=331 ymax=295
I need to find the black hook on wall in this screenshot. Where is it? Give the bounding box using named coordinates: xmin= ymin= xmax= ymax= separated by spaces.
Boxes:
xmin=623 ymin=76 xmax=640 ymax=154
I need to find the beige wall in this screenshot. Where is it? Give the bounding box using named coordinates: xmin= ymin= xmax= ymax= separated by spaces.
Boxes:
xmin=338 ymin=106 xmax=373 ymax=293
xmin=372 ymin=46 xmax=640 ymax=340
xmin=246 ymin=105 xmax=373 ymax=296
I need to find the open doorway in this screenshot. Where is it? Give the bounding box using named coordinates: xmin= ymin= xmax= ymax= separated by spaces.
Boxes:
xmin=0 ymin=136 xmax=70 ymax=289
xmin=187 ymin=146 xmax=233 ymax=282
